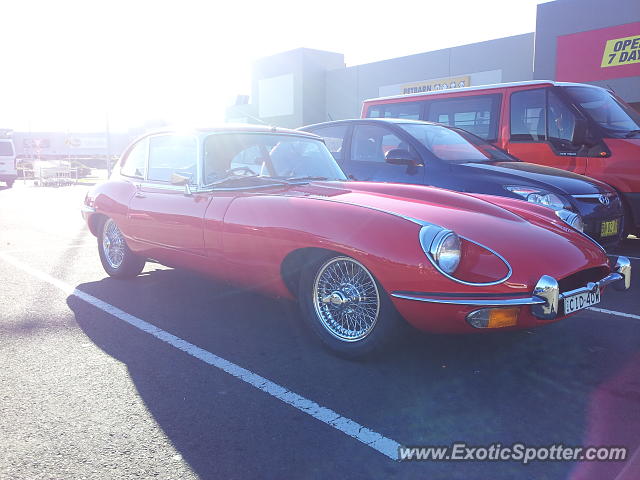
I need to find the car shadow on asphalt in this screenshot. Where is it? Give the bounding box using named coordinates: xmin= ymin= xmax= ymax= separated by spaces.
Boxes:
xmin=66 ymin=267 xmax=640 ymax=479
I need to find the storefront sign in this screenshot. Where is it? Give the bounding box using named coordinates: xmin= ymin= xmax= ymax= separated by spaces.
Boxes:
xmin=399 ymin=76 xmax=471 ymax=95
xmin=601 ymin=34 xmax=640 ymax=67
xmin=556 ymin=22 xmax=640 ymax=82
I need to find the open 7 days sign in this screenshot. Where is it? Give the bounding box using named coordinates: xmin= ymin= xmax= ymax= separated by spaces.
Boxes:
xmin=601 ymin=34 xmax=640 ymax=67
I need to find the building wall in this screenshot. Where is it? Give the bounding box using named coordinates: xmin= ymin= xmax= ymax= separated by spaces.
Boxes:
xmin=325 ymin=34 xmax=534 ymax=120
xmin=233 ymin=0 xmax=640 ymax=128
xmin=534 ymin=0 xmax=640 ymax=103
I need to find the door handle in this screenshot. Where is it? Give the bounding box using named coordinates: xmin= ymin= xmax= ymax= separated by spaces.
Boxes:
xmin=134 ymin=184 xmax=146 ymax=198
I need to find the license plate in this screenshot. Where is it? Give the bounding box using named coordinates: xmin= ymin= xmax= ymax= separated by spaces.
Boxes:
xmin=564 ymin=288 xmax=601 ymax=315
xmin=601 ymin=219 xmax=619 ymax=237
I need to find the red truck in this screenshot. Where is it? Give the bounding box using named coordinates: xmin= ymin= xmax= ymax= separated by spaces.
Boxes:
xmin=362 ymin=81 xmax=640 ymax=237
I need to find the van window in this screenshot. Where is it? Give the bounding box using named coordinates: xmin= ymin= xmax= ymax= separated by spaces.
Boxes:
xmin=547 ymin=89 xmax=576 ymax=145
xmin=0 ymin=141 xmax=14 ymax=156
xmin=366 ymin=102 xmax=422 ymax=120
xmin=510 ymin=89 xmax=546 ymax=141
xmin=425 ymin=94 xmax=501 ymax=141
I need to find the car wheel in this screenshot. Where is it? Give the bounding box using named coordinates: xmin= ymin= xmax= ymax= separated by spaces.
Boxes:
xmin=299 ymin=254 xmax=405 ymax=358
xmin=98 ymin=217 xmax=146 ymax=278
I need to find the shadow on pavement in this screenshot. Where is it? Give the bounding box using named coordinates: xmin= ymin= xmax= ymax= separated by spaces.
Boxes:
xmin=66 ymin=267 xmax=640 ymax=479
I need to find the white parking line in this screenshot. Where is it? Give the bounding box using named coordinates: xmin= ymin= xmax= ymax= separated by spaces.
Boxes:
xmin=588 ymin=307 xmax=640 ymax=321
xmin=2 ymin=243 xmax=95 ymax=254
xmin=0 ymin=251 xmax=401 ymax=460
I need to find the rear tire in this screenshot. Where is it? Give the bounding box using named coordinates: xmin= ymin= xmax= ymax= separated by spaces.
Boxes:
xmin=98 ymin=217 xmax=146 ymax=278
xmin=298 ymin=253 xmax=405 ymax=358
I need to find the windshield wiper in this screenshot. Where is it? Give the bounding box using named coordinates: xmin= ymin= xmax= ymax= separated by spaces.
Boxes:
xmin=625 ymin=129 xmax=640 ymax=138
xmin=284 ymin=176 xmax=329 ymax=182
xmin=207 ymin=174 xmax=294 ymax=187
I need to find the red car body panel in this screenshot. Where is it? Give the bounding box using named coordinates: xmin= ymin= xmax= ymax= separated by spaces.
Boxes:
xmin=84 ymin=168 xmax=614 ymax=334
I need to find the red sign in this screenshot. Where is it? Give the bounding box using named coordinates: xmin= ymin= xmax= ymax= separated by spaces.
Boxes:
xmin=556 ymin=22 xmax=640 ymax=82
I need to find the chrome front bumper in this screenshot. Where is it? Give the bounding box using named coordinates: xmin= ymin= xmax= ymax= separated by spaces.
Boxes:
xmin=391 ymin=256 xmax=631 ymax=320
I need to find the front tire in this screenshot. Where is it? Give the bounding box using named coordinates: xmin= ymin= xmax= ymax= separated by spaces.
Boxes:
xmin=98 ymin=217 xmax=146 ymax=278
xmin=298 ymin=254 xmax=405 ymax=358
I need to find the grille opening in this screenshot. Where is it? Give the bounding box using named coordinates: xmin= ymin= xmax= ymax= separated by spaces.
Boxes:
xmin=558 ymin=266 xmax=609 ymax=293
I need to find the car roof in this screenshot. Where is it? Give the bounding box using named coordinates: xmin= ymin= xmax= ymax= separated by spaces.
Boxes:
xmin=142 ymin=123 xmax=322 ymax=140
xmin=363 ymin=80 xmax=608 ymax=103
xmin=300 ymin=118 xmax=442 ymax=130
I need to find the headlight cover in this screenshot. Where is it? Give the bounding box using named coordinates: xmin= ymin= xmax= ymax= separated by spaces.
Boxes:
xmin=420 ymin=227 xmax=461 ymax=274
xmin=505 ymin=186 xmax=567 ymax=211
xmin=555 ymin=209 xmax=584 ymax=232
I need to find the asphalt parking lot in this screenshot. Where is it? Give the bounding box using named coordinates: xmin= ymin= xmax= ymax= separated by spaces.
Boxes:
xmin=1 ymin=182 xmax=639 ymax=480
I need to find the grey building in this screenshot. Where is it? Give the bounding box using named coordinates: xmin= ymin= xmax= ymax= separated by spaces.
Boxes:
xmin=232 ymin=0 xmax=640 ymax=128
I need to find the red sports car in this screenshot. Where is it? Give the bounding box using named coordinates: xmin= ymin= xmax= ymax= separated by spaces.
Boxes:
xmin=81 ymin=126 xmax=631 ymax=357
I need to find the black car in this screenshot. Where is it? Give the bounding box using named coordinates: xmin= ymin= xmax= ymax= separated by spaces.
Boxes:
xmin=300 ymin=119 xmax=625 ymax=248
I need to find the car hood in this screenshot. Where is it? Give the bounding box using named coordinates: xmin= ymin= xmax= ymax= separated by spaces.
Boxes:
xmin=454 ymin=161 xmax=613 ymax=195
xmin=293 ymin=181 xmax=572 ymax=237
xmin=287 ymin=181 xmax=605 ymax=276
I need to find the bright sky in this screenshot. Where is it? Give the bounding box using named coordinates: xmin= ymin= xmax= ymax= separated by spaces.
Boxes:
xmin=0 ymin=0 xmax=547 ymax=132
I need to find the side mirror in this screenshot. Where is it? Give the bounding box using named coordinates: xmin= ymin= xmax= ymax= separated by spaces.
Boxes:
xmin=170 ymin=172 xmax=191 ymax=186
xmin=385 ymin=148 xmax=420 ymax=166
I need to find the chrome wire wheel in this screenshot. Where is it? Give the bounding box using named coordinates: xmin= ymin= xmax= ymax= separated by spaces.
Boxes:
xmin=312 ymin=256 xmax=381 ymax=342
xmin=101 ymin=218 xmax=125 ymax=270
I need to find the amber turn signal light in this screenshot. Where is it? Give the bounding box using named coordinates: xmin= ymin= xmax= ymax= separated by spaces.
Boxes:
xmin=466 ymin=307 xmax=520 ymax=328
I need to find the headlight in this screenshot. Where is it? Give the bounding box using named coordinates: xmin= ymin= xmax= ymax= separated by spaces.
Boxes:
xmin=505 ymin=186 xmax=567 ymax=211
xmin=555 ymin=209 xmax=584 ymax=232
xmin=420 ymin=227 xmax=461 ymax=274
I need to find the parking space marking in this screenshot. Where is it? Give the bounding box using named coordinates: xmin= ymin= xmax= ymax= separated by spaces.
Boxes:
xmin=588 ymin=307 xmax=640 ymax=321
xmin=2 ymin=243 xmax=95 ymax=254
xmin=0 ymin=251 xmax=401 ymax=460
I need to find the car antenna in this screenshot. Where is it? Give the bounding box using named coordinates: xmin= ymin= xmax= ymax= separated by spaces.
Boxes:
xmin=328 ymin=113 xmax=334 ymax=121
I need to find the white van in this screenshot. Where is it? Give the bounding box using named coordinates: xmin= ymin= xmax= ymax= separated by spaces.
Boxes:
xmin=0 ymin=138 xmax=17 ymax=187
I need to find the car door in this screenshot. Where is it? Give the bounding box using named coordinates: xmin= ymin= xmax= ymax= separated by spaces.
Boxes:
xmin=343 ymin=123 xmax=426 ymax=184
xmin=127 ymin=134 xmax=211 ymax=258
xmin=506 ymin=87 xmax=588 ymax=175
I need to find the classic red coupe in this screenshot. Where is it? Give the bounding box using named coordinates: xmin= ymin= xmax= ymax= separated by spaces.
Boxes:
xmin=81 ymin=126 xmax=631 ymax=357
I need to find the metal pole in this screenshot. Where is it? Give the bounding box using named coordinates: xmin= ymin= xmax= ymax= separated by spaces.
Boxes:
xmin=105 ymin=112 xmax=112 ymax=177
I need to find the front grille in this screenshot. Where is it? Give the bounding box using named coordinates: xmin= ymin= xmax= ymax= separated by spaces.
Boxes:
xmin=558 ymin=266 xmax=609 ymax=293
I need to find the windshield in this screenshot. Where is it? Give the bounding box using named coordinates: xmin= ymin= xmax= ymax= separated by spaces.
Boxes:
xmin=562 ymin=86 xmax=640 ymax=137
xmin=0 ymin=141 xmax=14 ymax=156
xmin=204 ymin=133 xmax=347 ymax=185
xmin=398 ymin=123 xmax=506 ymax=163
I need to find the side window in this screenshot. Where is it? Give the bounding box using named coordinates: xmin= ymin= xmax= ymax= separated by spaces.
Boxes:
xmin=351 ymin=125 xmax=408 ymax=163
xmin=309 ymin=125 xmax=349 ymax=161
xmin=364 ymin=102 xmax=423 ymax=120
xmin=120 ymin=139 xmax=148 ymax=178
xmin=148 ymin=135 xmax=198 ymax=184
xmin=510 ymin=89 xmax=546 ymax=141
xmin=425 ymin=94 xmax=501 ymax=141
xmin=547 ymin=90 xmax=577 ymax=148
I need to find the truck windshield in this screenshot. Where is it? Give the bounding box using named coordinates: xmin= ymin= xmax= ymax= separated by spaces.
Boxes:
xmin=562 ymin=86 xmax=640 ymax=138
xmin=398 ymin=123 xmax=515 ymax=164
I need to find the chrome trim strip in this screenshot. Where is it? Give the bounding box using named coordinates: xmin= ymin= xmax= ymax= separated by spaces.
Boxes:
xmin=393 ymin=259 xmax=630 ymax=311
xmin=390 ymin=292 xmax=545 ymax=306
